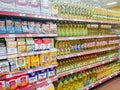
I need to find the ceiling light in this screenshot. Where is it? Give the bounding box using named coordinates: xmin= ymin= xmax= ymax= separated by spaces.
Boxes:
xmin=107 ymin=2 xmax=117 ymax=5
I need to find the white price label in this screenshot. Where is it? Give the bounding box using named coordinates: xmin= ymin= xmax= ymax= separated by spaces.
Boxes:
xmin=47 ymin=79 xmax=52 ymax=84
xmin=99 ymin=81 xmax=102 ymax=84
xmin=28 ymin=52 xmax=34 ymax=55
xmin=110 ymin=59 xmax=112 ymax=62
xmin=70 ymin=70 xmax=73 ymax=74
xmin=27 ymin=34 xmax=32 ymax=37
xmin=19 ymin=13 xmax=25 ymax=16
xmin=0 ymin=56 xmax=7 ymax=59
xmin=92 ymin=84 xmax=94 ymax=87
xmin=9 ymin=34 xmax=15 ymax=37
xmin=77 ymin=53 xmax=81 ymax=56
xmin=88 ymin=66 xmax=91 ymax=69
xmin=65 ymin=55 xmax=69 ymax=58
xmin=109 ymin=76 xmax=112 ymax=78
xmin=28 ymin=69 xmax=33 ymax=73
xmin=6 ymin=74 xmax=12 ymax=78
xmin=102 ymin=62 xmax=105 ymax=64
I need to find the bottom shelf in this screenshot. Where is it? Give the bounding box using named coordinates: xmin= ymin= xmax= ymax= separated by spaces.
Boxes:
xmin=83 ymin=71 xmax=120 ymax=90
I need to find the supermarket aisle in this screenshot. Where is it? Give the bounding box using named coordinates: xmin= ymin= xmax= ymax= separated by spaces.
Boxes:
xmin=93 ymin=77 xmax=120 ymax=90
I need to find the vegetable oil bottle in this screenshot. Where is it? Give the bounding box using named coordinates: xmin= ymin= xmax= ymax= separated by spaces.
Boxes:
xmin=57 ymin=79 xmax=64 ymax=90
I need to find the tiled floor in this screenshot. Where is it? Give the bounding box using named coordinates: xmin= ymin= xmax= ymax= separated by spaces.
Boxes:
xmin=93 ymin=77 xmax=120 ymax=90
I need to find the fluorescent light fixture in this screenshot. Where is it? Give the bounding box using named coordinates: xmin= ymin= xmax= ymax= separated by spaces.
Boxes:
xmin=107 ymin=2 xmax=117 ymax=5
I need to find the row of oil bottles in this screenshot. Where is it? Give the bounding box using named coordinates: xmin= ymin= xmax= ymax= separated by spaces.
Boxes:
xmin=54 ymin=61 xmax=120 ymax=90
xmin=55 ymin=38 xmax=119 ymax=56
xmin=51 ymin=1 xmax=120 ymax=21
xmin=56 ymin=50 xmax=118 ymax=74
xmin=56 ymin=22 xmax=118 ymax=37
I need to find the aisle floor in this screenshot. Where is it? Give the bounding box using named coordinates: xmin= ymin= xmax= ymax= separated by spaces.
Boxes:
xmin=93 ymin=77 xmax=120 ymax=90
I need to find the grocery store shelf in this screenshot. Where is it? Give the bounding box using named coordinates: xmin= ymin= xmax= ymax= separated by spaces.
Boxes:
xmin=0 ymin=48 xmax=57 ymax=60
xmin=3 ymin=64 xmax=57 ymax=80
xmin=0 ymin=11 xmax=120 ymax=24
xmin=20 ymin=76 xmax=58 ymax=90
xmin=57 ymin=57 xmax=119 ymax=78
xmin=83 ymin=71 xmax=120 ymax=90
xmin=56 ymin=35 xmax=118 ymax=41
xmin=0 ymin=34 xmax=57 ymax=38
xmin=57 ymin=46 xmax=119 ymax=59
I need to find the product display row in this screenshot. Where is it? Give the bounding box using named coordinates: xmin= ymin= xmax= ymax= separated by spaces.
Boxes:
xmin=0 ymin=50 xmax=57 ymax=77
xmin=52 ymin=1 xmax=120 ymax=21
xmin=57 ymin=22 xmax=118 ymax=37
xmin=0 ymin=18 xmax=57 ymax=34
xmin=54 ymin=61 xmax=120 ymax=90
xmin=0 ymin=67 xmax=55 ymax=90
xmin=55 ymin=38 xmax=118 ymax=55
xmin=0 ymin=38 xmax=55 ymax=56
xmin=56 ymin=50 xmax=118 ymax=74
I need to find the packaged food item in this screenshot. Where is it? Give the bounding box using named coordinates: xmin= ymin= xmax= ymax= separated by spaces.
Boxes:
xmin=6 ymin=77 xmax=18 ymax=90
xmin=28 ymin=21 xmax=36 ymax=33
xmin=21 ymin=21 xmax=29 ymax=33
xmin=46 ymin=83 xmax=55 ymax=90
xmin=28 ymin=72 xmax=38 ymax=84
xmin=27 ymin=0 xmax=40 ymax=14
xmin=26 ymin=38 xmax=35 ymax=52
xmin=25 ymin=56 xmax=31 ymax=69
xmin=0 ymin=0 xmax=15 ymax=11
xmin=6 ymin=18 xmax=15 ymax=34
xmin=49 ymin=51 xmax=57 ymax=65
xmin=30 ymin=55 xmax=40 ymax=68
xmin=40 ymin=0 xmax=52 ymax=16
xmin=40 ymin=52 xmax=49 ymax=67
xmin=6 ymin=39 xmax=17 ymax=54
xmin=17 ymin=38 xmax=26 ymax=53
xmin=15 ymin=0 xmax=28 ymax=13
xmin=17 ymin=74 xmax=28 ymax=89
xmin=0 ymin=18 xmax=6 ymax=34
xmin=50 ymin=23 xmax=57 ymax=34
xmin=14 ymin=19 xmax=22 ymax=34
xmin=0 ymin=39 xmax=6 ymax=56
xmin=42 ymin=23 xmax=50 ymax=34
xmin=42 ymin=38 xmax=50 ymax=50
xmin=50 ymin=38 xmax=54 ymax=49
xmin=8 ymin=58 xmax=19 ymax=72
xmin=47 ymin=68 xmax=55 ymax=78
xmin=35 ymin=22 xmax=42 ymax=33
xmin=17 ymin=57 xmax=26 ymax=71
xmin=38 ymin=69 xmax=47 ymax=81
xmin=34 ymin=39 xmax=42 ymax=51
xmin=0 ymin=81 xmax=6 ymax=90
xmin=51 ymin=3 xmax=58 ymax=17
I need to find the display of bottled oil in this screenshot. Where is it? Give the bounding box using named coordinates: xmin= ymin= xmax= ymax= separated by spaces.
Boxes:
xmin=55 ymin=38 xmax=118 ymax=56
xmin=54 ymin=61 xmax=120 ymax=90
xmin=57 ymin=21 xmax=118 ymax=37
xmin=56 ymin=50 xmax=118 ymax=74
xmin=52 ymin=1 xmax=120 ymax=21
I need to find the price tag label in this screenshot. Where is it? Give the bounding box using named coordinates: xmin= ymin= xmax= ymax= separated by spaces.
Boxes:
xmin=92 ymin=84 xmax=94 ymax=87
xmin=19 ymin=13 xmax=25 ymax=16
xmin=110 ymin=59 xmax=112 ymax=62
xmin=28 ymin=52 xmax=34 ymax=56
xmin=0 ymin=56 xmax=7 ymax=59
xmin=102 ymin=61 xmax=105 ymax=64
xmin=28 ymin=69 xmax=33 ymax=73
xmin=8 ymin=54 xmax=17 ymax=58
xmin=47 ymin=79 xmax=52 ymax=84
xmin=6 ymin=74 xmax=12 ymax=78
xmin=65 ymin=55 xmax=69 ymax=58
xmin=9 ymin=34 xmax=15 ymax=37
xmin=70 ymin=70 xmax=73 ymax=74
xmin=99 ymin=81 xmax=102 ymax=84
xmin=109 ymin=76 xmax=112 ymax=78
xmin=88 ymin=66 xmax=91 ymax=69
xmin=27 ymin=34 xmax=32 ymax=37
xmin=21 ymin=53 xmax=27 ymax=56
xmin=77 ymin=53 xmax=81 ymax=56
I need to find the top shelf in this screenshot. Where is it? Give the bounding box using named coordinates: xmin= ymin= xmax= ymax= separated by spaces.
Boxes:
xmin=0 ymin=11 xmax=120 ymax=24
